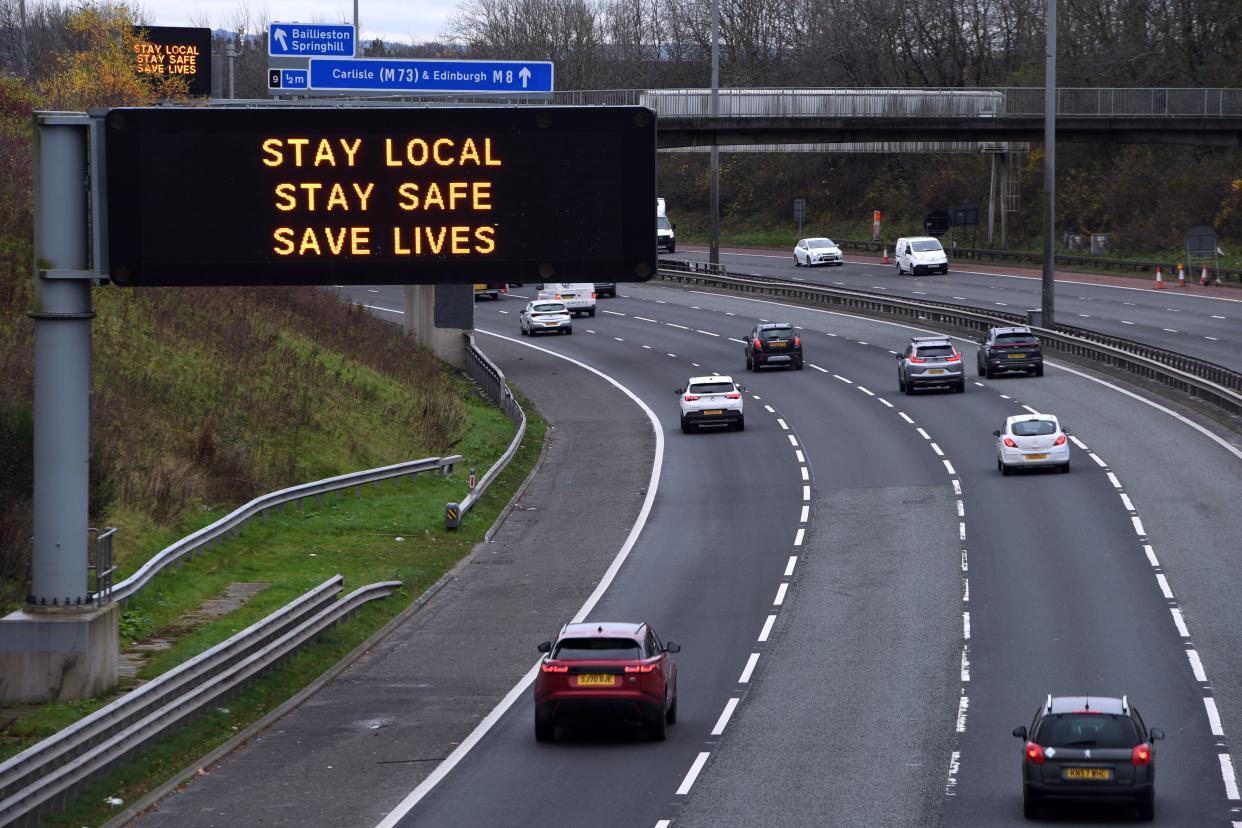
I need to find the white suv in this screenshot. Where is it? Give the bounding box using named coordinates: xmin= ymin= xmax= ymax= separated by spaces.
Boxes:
xmin=676 ymin=375 xmax=745 ymax=433
xmin=895 ymin=236 xmax=949 ymax=276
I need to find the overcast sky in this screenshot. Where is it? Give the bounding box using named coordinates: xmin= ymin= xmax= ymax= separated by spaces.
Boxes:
xmin=147 ymin=0 xmax=461 ymax=45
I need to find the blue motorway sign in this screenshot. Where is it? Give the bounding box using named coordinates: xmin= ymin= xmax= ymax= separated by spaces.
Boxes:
xmin=268 ymin=67 xmax=308 ymax=90
xmin=268 ymin=22 xmax=354 ymax=56
xmin=308 ymin=58 xmax=554 ymax=94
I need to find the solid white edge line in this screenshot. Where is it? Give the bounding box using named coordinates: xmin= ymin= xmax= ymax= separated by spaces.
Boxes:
xmin=1187 ymin=649 xmax=1207 ymax=682
xmin=1219 ymin=753 xmax=1240 ymax=800
xmin=711 ymin=698 xmax=740 ymax=737
xmin=1205 ymin=696 xmax=1225 ymax=736
xmin=758 ymin=614 xmax=777 ymax=643
xmin=376 ymin=330 xmax=665 ymax=828
xmin=677 ymin=752 xmax=712 ymax=796
xmin=785 ymin=556 xmax=797 ymax=577
xmin=739 ymin=652 xmax=760 ymax=683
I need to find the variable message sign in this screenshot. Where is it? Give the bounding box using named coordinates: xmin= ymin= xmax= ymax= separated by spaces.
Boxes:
xmin=104 ymin=106 xmax=656 ymax=286
xmin=131 ymin=26 xmax=212 ymax=96
xmin=308 ymin=58 xmax=554 ymax=94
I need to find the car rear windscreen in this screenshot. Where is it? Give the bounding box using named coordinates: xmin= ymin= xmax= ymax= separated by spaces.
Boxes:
xmin=1035 ymin=714 xmax=1140 ymax=748
xmin=760 ymin=328 xmax=793 ymax=340
xmin=915 ymin=346 xmax=955 ymax=358
xmin=688 ymin=382 xmax=734 ymax=394
xmin=997 ymin=333 xmax=1039 ymax=345
xmin=553 ymin=638 xmax=641 ymax=660
xmin=1012 ymin=420 xmax=1057 ymax=436
xmin=533 ymin=303 xmax=565 ymax=313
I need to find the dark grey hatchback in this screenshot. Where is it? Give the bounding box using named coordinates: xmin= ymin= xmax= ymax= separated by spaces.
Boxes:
xmin=1013 ymin=695 xmax=1163 ymax=821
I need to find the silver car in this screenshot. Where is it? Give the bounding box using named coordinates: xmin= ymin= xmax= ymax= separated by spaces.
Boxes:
xmin=896 ymin=336 xmax=965 ymax=394
xmin=519 ymin=301 xmax=572 ymax=336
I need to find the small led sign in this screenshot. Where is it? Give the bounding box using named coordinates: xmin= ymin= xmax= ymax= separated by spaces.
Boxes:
xmin=131 ymin=26 xmax=212 ymax=96
xmin=104 ymin=106 xmax=656 ymax=286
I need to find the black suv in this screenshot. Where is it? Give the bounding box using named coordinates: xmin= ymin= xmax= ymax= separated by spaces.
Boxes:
xmin=978 ymin=325 xmax=1043 ymax=378
xmin=1013 ymin=695 xmax=1163 ymax=821
xmin=744 ymin=323 xmax=803 ymax=370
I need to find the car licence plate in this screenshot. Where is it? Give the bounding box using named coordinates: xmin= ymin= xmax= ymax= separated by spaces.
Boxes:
xmin=1007 ymin=353 xmax=1026 ymax=359
xmin=703 ymin=409 xmax=723 ymax=415
xmin=543 ymin=322 xmax=558 ymax=326
xmin=928 ymin=369 xmax=945 ymax=375
xmin=1024 ymin=453 xmax=1049 ymax=460
xmin=770 ymin=341 xmax=787 ymax=348
xmin=1064 ymin=767 xmax=1112 ymax=780
xmin=577 ymin=674 xmax=615 ymax=686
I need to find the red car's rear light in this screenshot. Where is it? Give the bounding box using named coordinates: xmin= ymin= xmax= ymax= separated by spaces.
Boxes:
xmin=624 ymin=664 xmax=658 ymax=673
xmin=592 ymin=292 xmax=598 ymax=299
xmin=684 ymin=394 xmax=700 ymax=402
xmin=1025 ymin=742 xmax=1046 ymax=765
xmin=1054 ymin=434 xmax=1067 ymax=446
xmin=946 ymin=354 xmax=961 ymax=362
xmin=1131 ymin=743 xmax=1152 ymax=766
xmin=554 ymin=293 xmax=563 ymax=300
xmin=909 ymin=356 xmax=926 ymax=363
xmin=541 ymin=663 xmax=568 ymax=673
xmin=725 ymin=392 xmax=741 ymax=400
xmin=1003 ymin=437 xmax=1018 ymax=448
xmin=793 ymin=335 xmax=801 ymax=348
xmin=753 ymin=338 xmax=763 ymax=350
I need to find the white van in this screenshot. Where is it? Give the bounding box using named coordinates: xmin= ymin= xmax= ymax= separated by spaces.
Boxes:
xmin=895 ymin=236 xmax=949 ymax=276
xmin=536 ymin=283 xmax=596 ymax=317
xmin=657 ymin=198 xmax=676 ymax=253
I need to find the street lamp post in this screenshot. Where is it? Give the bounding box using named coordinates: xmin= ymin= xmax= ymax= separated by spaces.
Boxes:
xmin=1040 ymin=0 xmax=1057 ymax=327
xmin=709 ymin=0 xmax=720 ymax=266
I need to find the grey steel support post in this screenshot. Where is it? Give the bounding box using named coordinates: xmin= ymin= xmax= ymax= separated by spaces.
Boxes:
xmin=1041 ymin=1 xmax=1057 ymax=327
xmin=987 ymin=153 xmax=997 ymax=246
xmin=1000 ymin=152 xmax=1009 ymax=250
xmin=30 ymin=114 xmax=93 ymax=609
xmin=708 ymin=0 xmax=720 ymax=266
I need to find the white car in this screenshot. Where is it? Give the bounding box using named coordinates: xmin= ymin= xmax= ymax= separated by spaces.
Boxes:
xmin=537 ymin=283 xmax=596 ymax=317
xmin=676 ymin=375 xmax=745 ymax=433
xmin=894 ymin=236 xmax=949 ymax=275
xmin=995 ymin=414 xmax=1071 ymax=474
xmin=520 ymin=301 xmax=572 ymax=336
xmin=794 ymin=237 xmax=843 ymax=267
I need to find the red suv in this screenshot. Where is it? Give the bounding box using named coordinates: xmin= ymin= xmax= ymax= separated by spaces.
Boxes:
xmin=534 ymin=622 xmax=680 ymax=742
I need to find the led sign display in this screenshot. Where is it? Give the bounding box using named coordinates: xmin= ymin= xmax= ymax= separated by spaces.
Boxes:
xmin=104 ymin=106 xmax=656 ymax=286
xmin=131 ymin=26 xmax=212 ymax=97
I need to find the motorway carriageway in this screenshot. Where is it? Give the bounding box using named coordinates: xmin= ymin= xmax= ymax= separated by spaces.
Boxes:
xmin=670 ymin=247 xmax=1241 ymax=370
xmin=133 ymin=282 xmax=1242 ymax=828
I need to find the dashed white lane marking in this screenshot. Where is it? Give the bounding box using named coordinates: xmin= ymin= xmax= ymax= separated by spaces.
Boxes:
xmin=785 ymin=556 xmax=797 ymax=577
xmin=789 ymin=435 xmax=799 ymax=447
xmin=1212 ymin=314 xmax=1228 ymax=319
xmin=899 ymin=412 xmax=915 ymax=424
xmin=1121 ymin=320 xmax=1135 ymax=324
xmin=1119 ymin=492 xmax=1138 ymax=512
xmin=879 ymin=398 xmax=894 ymax=408
xmin=858 ymin=386 xmax=875 ymax=396
xmin=800 ymin=466 xmax=809 ymax=481
xmin=963 ymin=612 xmax=971 ymax=639
xmin=711 ymin=699 xmax=740 ymax=736
xmin=802 ymin=485 xmax=811 ymax=501
xmin=1218 ymin=754 xmax=1239 ymax=799
xmin=1107 ymin=472 xmax=1122 ymax=488
xmin=667 ymin=353 xmax=676 ymax=358
xmin=931 ymin=443 xmax=945 ymax=456
xmin=666 ymin=322 xmax=689 ymax=330
xmin=696 ymin=329 xmax=720 ymax=337
xmin=952 ymin=480 xmax=962 ymax=496
xmin=613 ymin=337 xmax=624 ymax=342
xmin=1156 ymin=573 xmax=1174 ymax=599
xmin=739 ymin=653 xmax=760 ymax=683
xmin=943 ymin=460 xmax=956 ymax=475
xmin=833 ymin=374 xmax=853 ymax=383
xmin=1069 ymin=435 xmax=1089 ymax=450
xmin=999 ymin=394 xmax=1011 ymax=399
xmin=634 ymin=316 xmax=658 ymax=322
xmin=1144 ymin=544 xmax=1160 ymax=567
xmin=758 ymin=614 xmax=777 ymax=643
xmin=1090 ymin=452 xmax=1108 ymax=467
xmin=974 ymin=381 xmax=985 ymax=387
xmin=367 ymin=288 xmax=380 ymax=293
xmin=796 ymin=450 xmax=805 ymax=463
xmin=959 ymin=522 xmax=967 ymax=541
xmin=602 ymin=309 xmax=626 ymax=316
xmin=1078 ymin=313 xmax=1091 ymax=318
xmin=1188 ymin=649 xmax=1207 ymax=682
xmin=1171 ymin=608 xmax=1190 ymax=637
xmin=956 ymin=697 xmax=970 ymax=732
xmin=777 ymin=418 xmax=789 ymax=430
xmin=799 ymin=505 xmax=809 ymax=522
xmin=497 ymin=310 xmax=509 ymax=315
xmin=1205 ymin=336 xmax=1219 ymax=341
xmin=586 ymin=329 xmax=596 ymax=334
xmin=642 ymin=345 xmax=652 ymax=349
xmin=960 ymin=647 xmax=971 ymax=681
xmin=916 ymin=428 xmax=931 ymax=439
xmin=962 ymin=578 xmax=970 ymax=601
xmin=953 ymin=296 xmax=967 ymax=300
xmin=810 ymin=364 xmax=829 ymax=372
xmin=676 ymin=752 xmax=712 ymax=796
xmin=858 ymin=341 xmax=869 ymax=346
xmin=1205 ymin=697 xmax=1225 ymax=736
xmin=656 ymin=820 xmax=672 ymax=828
xmin=1021 ymin=404 xmax=1040 ymax=414
xmin=794 ymin=527 xmax=805 ymax=546
xmin=655 ymin=300 xmax=666 ymax=304
xmin=995 ymin=302 xmax=1008 ymax=306
xmin=1131 ymin=515 xmax=1147 ymax=536
xmin=752 ymin=395 xmax=761 ymax=400
xmin=692 ymin=362 xmax=700 ymax=368
xmin=913 ymin=290 xmax=927 ymax=295
xmin=1163 ymin=328 xmax=1179 ymax=333
xmin=774 ymin=584 xmax=788 ymax=605
xmin=764 ymin=404 xmax=776 ymax=413
xmin=956 ymin=500 xmax=965 ymax=517
xmin=728 ymin=337 xmax=746 ymax=344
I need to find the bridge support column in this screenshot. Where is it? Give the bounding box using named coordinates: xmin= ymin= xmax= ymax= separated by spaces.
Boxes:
xmin=402 ymin=284 xmax=471 ymax=369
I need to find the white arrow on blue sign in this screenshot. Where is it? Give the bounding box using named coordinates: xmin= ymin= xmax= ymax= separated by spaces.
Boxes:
xmin=308 ymin=58 xmax=554 ymax=94
xmin=268 ymin=22 xmax=355 ymax=57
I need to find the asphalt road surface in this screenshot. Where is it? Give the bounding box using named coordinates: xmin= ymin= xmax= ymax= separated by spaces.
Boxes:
xmin=669 ymin=247 xmax=1241 ymax=370
xmin=127 ymin=282 xmax=1242 ymax=827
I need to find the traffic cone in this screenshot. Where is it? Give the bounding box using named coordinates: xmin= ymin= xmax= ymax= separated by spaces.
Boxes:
xmin=1200 ymin=266 xmax=1209 ymax=286
xmin=882 ymin=247 xmax=890 ymax=265
xmin=1177 ymin=263 xmax=1186 ymax=287
xmin=1153 ymin=266 xmax=1165 ymax=289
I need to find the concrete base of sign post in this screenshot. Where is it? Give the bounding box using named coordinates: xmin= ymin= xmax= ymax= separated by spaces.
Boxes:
xmin=0 ymin=603 xmax=119 ymax=702
xmin=403 ymin=284 xmax=470 ymax=368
